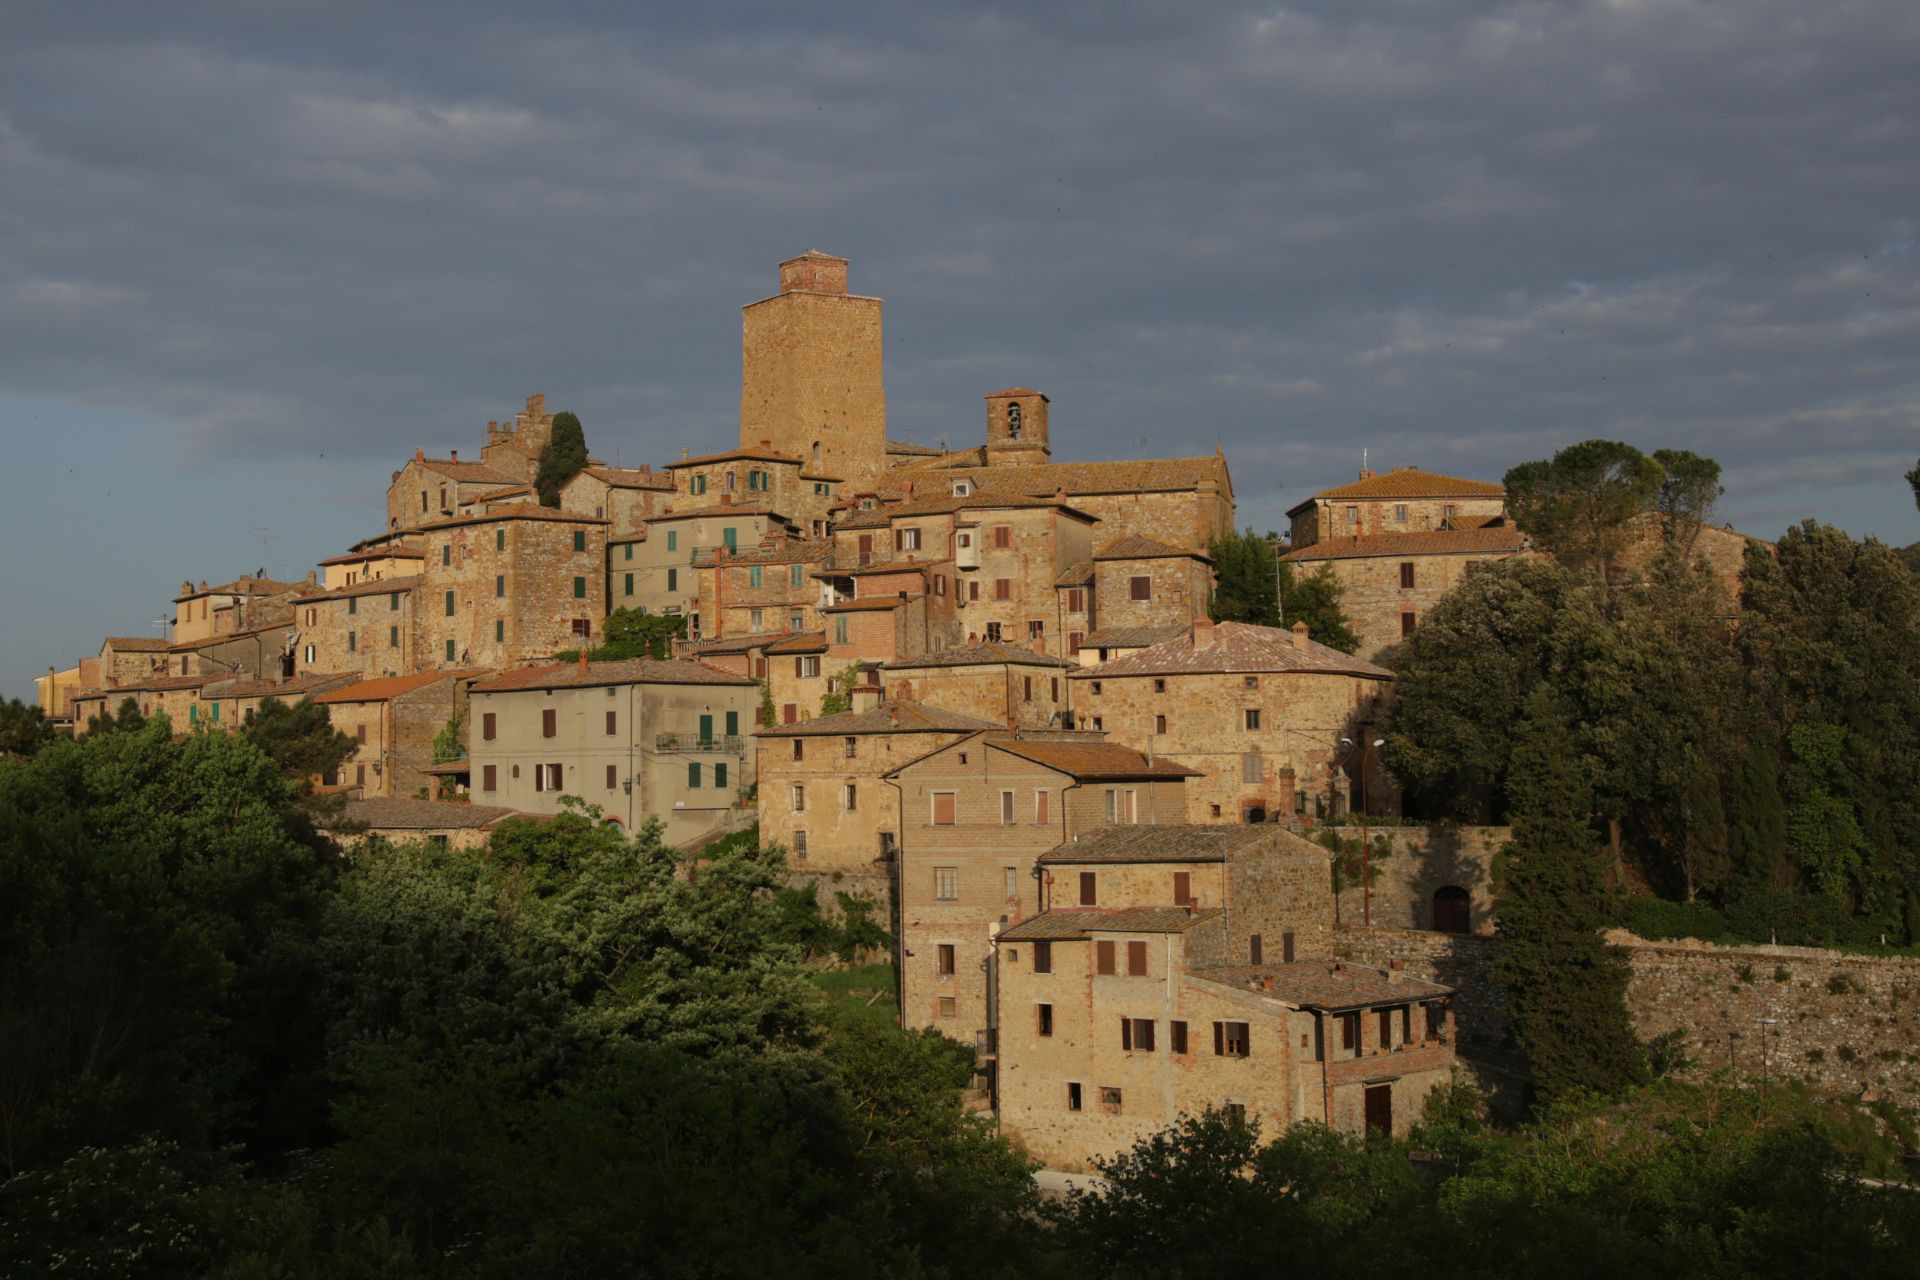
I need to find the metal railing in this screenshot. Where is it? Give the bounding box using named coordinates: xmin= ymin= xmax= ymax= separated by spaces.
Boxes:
xmin=654 ymin=733 xmax=744 ymax=753
xmin=974 ymin=1027 xmax=998 ymax=1058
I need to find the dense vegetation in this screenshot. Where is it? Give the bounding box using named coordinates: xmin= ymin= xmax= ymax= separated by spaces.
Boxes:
xmin=2 ymin=712 xmax=1914 ymax=1275
xmin=1385 ymin=442 xmax=1920 ymax=948
xmin=533 ymin=410 xmax=590 ymax=507
xmin=553 ymin=606 xmax=689 ymax=662
xmin=1209 ymin=527 xmax=1360 ymax=652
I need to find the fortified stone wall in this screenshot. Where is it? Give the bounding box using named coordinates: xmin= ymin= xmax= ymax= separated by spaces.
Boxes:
xmin=1328 ymin=825 xmax=1506 ymax=935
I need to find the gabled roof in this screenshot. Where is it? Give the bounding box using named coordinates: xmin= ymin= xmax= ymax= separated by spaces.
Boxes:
xmin=1280 ymin=527 xmax=1529 ymax=562
xmin=419 ymin=503 xmax=609 ymax=532
xmin=202 ymin=672 xmax=357 ymax=700
xmin=468 ymin=658 xmax=754 ymax=693
xmin=883 ymin=642 xmax=1075 ymax=671
xmin=652 ymin=501 xmax=792 ymax=522
xmin=831 ymin=490 xmax=1097 ymax=530
xmin=1095 ymin=534 xmax=1208 ymax=562
xmin=997 ymin=907 xmax=1222 ymax=941
xmin=1054 ymin=560 xmax=1093 ymax=587
xmin=466 ymin=484 xmax=535 ymax=503
xmin=332 ymin=798 xmax=523 ymax=831
xmin=693 ymin=537 xmax=834 ymax=567
xmin=103 ymin=636 xmax=173 ymax=652
xmin=574 ymin=465 xmax=677 ymax=491
xmin=173 ymin=576 xmax=313 ymax=603
xmin=676 ymin=632 xmax=794 ymax=656
xmin=303 ymin=574 xmax=425 ymax=603
xmin=1073 ymin=621 xmax=1391 ymax=680
xmin=1286 ymin=467 xmax=1505 ymax=515
xmin=314 ymin=671 xmax=481 ymax=703
xmin=413 ymin=458 xmax=522 ymax=486
xmin=667 ymin=446 xmax=805 ymax=469
xmin=755 ymin=699 xmax=1005 ymax=738
xmin=987 ymin=738 xmax=1200 ymax=780
xmin=85 ymin=674 xmax=212 ymax=694
xmin=1038 ymin=825 xmax=1274 ymax=865
xmin=1190 ymin=961 xmax=1452 ymax=1010
xmin=886 ymin=439 xmax=946 ymax=457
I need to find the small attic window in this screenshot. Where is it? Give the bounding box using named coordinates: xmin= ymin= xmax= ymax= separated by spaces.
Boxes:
xmin=952 ymin=480 xmax=972 ymax=497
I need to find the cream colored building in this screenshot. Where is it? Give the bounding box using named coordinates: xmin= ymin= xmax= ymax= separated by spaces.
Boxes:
xmin=466 ymin=658 xmax=760 ymax=846
xmin=314 ymin=671 xmax=480 ymax=799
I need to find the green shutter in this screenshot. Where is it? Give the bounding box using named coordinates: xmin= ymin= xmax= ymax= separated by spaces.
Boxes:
xmin=390 ymin=625 xmax=399 ymax=647
xmin=715 ymin=762 xmax=728 ymax=789
xmin=495 ymin=619 xmax=504 ymax=642
xmin=574 ymin=531 xmax=586 ymax=552
xmin=688 ymin=762 xmax=701 ymax=788
xmin=445 ymin=590 xmax=455 ymax=616
xmin=790 ymin=564 xmax=803 ymax=587
xmin=573 ymin=576 xmax=586 ymax=599
xmin=698 ymin=713 xmax=713 ymax=745
xmin=496 ymin=528 xmax=505 ymax=550
xmin=211 ymin=701 xmax=220 ymax=722
xmin=722 ymin=527 xmax=737 ymax=552
xmin=446 ymin=638 xmax=456 ymax=661
xmin=667 ymin=530 xmax=678 ymax=552
xmin=725 ymin=710 xmax=738 ymax=737
xmin=624 ymin=572 xmax=634 ymax=596
xmin=625 ymin=543 xmax=633 ymax=561
xmin=749 ymin=565 xmax=762 ymax=588
xmin=188 ymin=703 xmax=198 ymax=723
xmin=348 ymin=595 xmax=357 ymax=615
xmin=495 ymin=574 xmax=504 ymax=597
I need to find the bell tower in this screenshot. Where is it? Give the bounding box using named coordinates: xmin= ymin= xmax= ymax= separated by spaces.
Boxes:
xmin=985 ymin=388 xmax=1050 ymax=461
xmin=740 ymin=251 xmax=888 ymax=491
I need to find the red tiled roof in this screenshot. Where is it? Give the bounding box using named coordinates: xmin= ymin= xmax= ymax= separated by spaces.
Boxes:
xmin=1281 ymin=527 xmax=1528 ymax=562
xmin=314 ymin=670 xmax=482 ymax=703
xmin=1038 ymin=825 xmax=1274 ymax=864
xmin=203 ymin=672 xmax=358 ymax=700
xmin=832 ymin=491 xmax=1097 ymax=530
xmin=468 ymin=658 xmax=754 ymax=693
xmin=1095 ymin=534 xmax=1208 ymax=562
xmin=884 ymin=641 xmax=1076 ymax=671
xmin=1287 ymin=467 xmax=1505 ymax=514
xmin=1054 ymin=560 xmax=1094 ymax=587
xmin=303 ymin=574 xmax=425 ymax=603
xmin=997 ymin=906 xmax=1222 ymax=941
xmin=1073 ymin=621 xmax=1391 ymax=680
xmin=317 ymin=545 xmax=424 ymax=566
xmin=667 ymin=446 xmax=806 ymax=468
xmin=987 ymin=738 xmax=1200 ymax=780
xmin=466 ymin=484 xmax=535 ymax=503
xmin=755 ymin=699 xmax=1005 ymax=738
xmin=1081 ymin=624 xmax=1188 ymax=650
xmin=1190 ymin=961 xmax=1452 ymax=1009
xmin=331 ymin=798 xmax=524 ymax=830
xmin=821 ymin=595 xmax=921 ymax=614
xmin=419 ymin=503 xmax=609 ymax=532
xmin=653 ymin=501 xmax=791 ymax=521
xmin=764 ymin=631 xmax=830 ymax=654
xmin=887 ymin=454 xmax=1232 ymax=501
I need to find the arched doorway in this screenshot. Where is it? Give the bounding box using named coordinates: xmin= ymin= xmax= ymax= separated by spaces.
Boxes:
xmin=1432 ymin=886 xmax=1471 ymax=934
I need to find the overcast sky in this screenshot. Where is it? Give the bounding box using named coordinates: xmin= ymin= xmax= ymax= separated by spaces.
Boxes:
xmin=3 ymin=1 xmax=1916 ymax=697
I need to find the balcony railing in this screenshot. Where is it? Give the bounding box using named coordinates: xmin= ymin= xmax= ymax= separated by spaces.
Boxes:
xmin=654 ymin=733 xmax=744 ymax=753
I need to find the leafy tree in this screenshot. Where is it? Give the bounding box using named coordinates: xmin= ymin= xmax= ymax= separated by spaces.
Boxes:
xmin=1491 ymin=685 xmax=1646 ymax=1106
xmin=533 ymin=410 xmax=588 ymax=507
xmin=1504 ymin=439 xmax=1665 ymax=595
xmin=819 ymin=663 xmax=862 ymax=716
xmin=0 ymin=698 xmax=54 ymax=758
xmin=553 ymin=607 xmax=687 ymax=662
xmin=243 ymin=696 xmax=356 ymax=791
xmin=1210 ymin=528 xmax=1360 ymax=651
xmin=1282 ymin=562 xmax=1361 ymax=652
xmin=1651 ymin=447 xmax=1724 ymax=554
xmin=1907 ymin=457 xmax=1920 ymax=511
xmin=84 ymin=696 xmax=145 ymax=737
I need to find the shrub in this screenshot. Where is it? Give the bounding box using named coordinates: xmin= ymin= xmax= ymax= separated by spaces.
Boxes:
xmin=1837 ymin=1045 xmax=1858 ymax=1063
xmin=1806 ymin=1047 xmax=1826 ymax=1064
xmin=1623 ymin=897 xmax=1730 ymax=943
xmin=1773 ymin=965 xmax=1792 ymax=982
xmin=1828 ymin=973 xmax=1860 ymax=996
xmin=1736 ymin=963 xmax=1756 ymax=984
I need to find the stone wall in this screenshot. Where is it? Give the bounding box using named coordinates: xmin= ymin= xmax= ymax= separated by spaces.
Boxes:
xmin=1292 ymin=492 xmax=1506 ymax=549
xmin=1312 ymin=550 xmax=1518 ymax=663
xmin=1329 ymin=825 xmax=1506 ymax=935
xmin=740 ymin=274 xmax=888 ymax=491
xmin=1091 ymin=554 xmax=1212 ymax=634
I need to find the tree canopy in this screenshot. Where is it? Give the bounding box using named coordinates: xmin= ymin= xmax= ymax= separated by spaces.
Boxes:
xmin=533 ymin=410 xmax=589 ymax=507
xmin=1209 ymin=527 xmax=1360 ymax=652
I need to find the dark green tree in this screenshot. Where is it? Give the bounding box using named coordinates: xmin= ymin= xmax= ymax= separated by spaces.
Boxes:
xmin=1282 ymin=561 xmax=1361 ymax=652
xmin=0 ymin=697 xmax=55 ymax=758
xmin=1491 ymin=685 xmax=1647 ymax=1106
xmin=84 ymin=696 xmax=146 ymax=737
xmin=533 ymin=410 xmax=589 ymax=506
xmin=554 ymin=607 xmax=687 ymax=662
xmin=1208 ymin=527 xmax=1281 ymax=626
xmin=1651 ymin=448 xmax=1724 ymax=555
xmin=1504 ymin=439 xmax=1665 ymax=595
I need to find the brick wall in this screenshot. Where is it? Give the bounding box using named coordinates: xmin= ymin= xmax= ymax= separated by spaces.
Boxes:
xmin=1090 ymin=554 xmax=1212 ymax=633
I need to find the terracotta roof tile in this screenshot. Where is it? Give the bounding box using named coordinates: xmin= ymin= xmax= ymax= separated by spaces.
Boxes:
xmin=653 ymin=500 xmax=791 ymax=521
xmin=1191 ymin=961 xmax=1452 ymax=1009
xmin=87 ymin=674 xmax=213 ymax=694
xmin=314 ymin=671 xmax=482 ymax=703
xmin=331 ymin=798 xmax=524 ymax=830
xmin=304 ymin=574 xmax=425 ymax=603
xmin=1080 ymin=624 xmax=1188 ymax=650
xmin=173 ymin=576 xmax=312 ymax=602
xmin=1281 ymin=527 xmax=1528 ymax=562
xmin=1038 ymin=825 xmax=1274 ymax=864
xmin=466 ymin=484 xmax=534 ymax=503
xmin=692 ymin=537 xmax=834 ymax=567
xmin=468 ymin=658 xmax=754 ymax=693
xmin=676 ymin=632 xmax=794 ymax=656
xmin=419 ymin=503 xmax=608 ymax=532
xmin=764 ymin=631 xmax=830 ymax=654
xmin=317 ymin=545 xmax=425 ymax=566
xmin=885 ymin=438 xmax=946 ymax=456
xmin=883 ymin=642 xmax=1075 ymax=670
xmin=987 ymin=738 xmax=1200 ymax=780
xmin=103 ymin=636 xmax=174 ymax=652
xmin=832 ymin=491 xmax=1096 ymax=530
xmin=822 ymin=595 xmax=920 ymax=614
xmin=756 ymin=699 xmax=1005 ymax=738
xmin=576 ymin=465 xmax=677 ymax=491
xmin=415 ymin=458 xmax=522 ymax=485
xmin=667 ymin=446 xmax=805 ymax=468
xmin=1054 ymin=560 xmax=1094 ymax=587
xmin=997 ymin=907 xmax=1222 ymax=941
xmin=1305 ymin=468 xmax=1505 ymax=503
xmin=1073 ymin=621 xmax=1390 ymax=679
xmin=1094 ymin=534 xmax=1208 ymax=562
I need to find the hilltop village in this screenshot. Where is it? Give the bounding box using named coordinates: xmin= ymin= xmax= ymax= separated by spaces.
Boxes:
xmin=30 ymin=252 xmax=1775 ymax=1168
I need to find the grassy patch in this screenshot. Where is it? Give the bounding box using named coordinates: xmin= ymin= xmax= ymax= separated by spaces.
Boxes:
xmin=812 ymin=963 xmax=899 ymax=1030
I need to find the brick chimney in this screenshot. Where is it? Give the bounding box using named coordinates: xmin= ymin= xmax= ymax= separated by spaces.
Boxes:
xmin=1357 ymin=467 xmax=1374 ymax=480
xmin=1193 ymin=615 xmax=1216 ymax=648
xmin=578 ymin=650 xmax=589 ymax=673
xmin=449 ymin=449 xmax=458 ymax=462
xmin=1291 ymin=620 xmax=1309 ymax=647
xmin=778 ymin=251 xmax=849 ymax=296
xmin=850 ymin=683 xmax=884 ymax=713
xmin=414 ymin=448 xmax=425 ymax=462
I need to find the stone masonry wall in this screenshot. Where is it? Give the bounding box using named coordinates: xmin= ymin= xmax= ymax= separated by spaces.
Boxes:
xmin=1314 ymin=551 xmax=1517 ymax=663
xmin=1329 ymin=825 xmax=1506 ymax=935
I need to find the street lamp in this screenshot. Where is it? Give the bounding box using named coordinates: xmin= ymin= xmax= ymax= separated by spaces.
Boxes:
xmin=1339 ymin=736 xmax=1387 ymax=927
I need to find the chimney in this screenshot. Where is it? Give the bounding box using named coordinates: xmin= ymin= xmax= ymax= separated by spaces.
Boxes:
xmin=1261 ymin=976 xmax=1274 ymax=992
xmin=1193 ymin=615 xmax=1215 ymax=648
xmin=1291 ymin=620 xmax=1309 ymax=647
xmin=415 ymin=448 xmax=425 ymax=462
xmin=719 ymin=494 xmax=732 ymax=507
xmin=578 ymin=649 xmax=589 ymax=673
xmin=850 ymin=683 xmax=885 ymax=713
xmin=450 ymin=449 xmax=458 ymax=462
xmin=1357 ymin=467 xmax=1374 ymax=480
xmin=1032 ymin=637 xmax=1048 ymax=655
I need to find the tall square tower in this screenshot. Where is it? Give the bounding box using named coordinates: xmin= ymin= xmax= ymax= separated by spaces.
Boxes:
xmin=740 ymin=251 xmax=887 ymax=492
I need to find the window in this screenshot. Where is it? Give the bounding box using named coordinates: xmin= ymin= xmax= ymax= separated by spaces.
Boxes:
xmin=533 ymin=762 xmax=563 ymax=792
xmin=572 ymin=576 xmax=586 ymax=600
xmin=1341 ymin=1014 xmax=1358 ymax=1054
xmin=1444 ymin=503 xmax=1457 ymax=520
xmin=572 ymin=530 xmax=586 ymax=552
xmin=667 ymin=568 xmax=678 ymax=592
xmin=1126 ymin=941 xmax=1148 ymax=976
xmin=604 ymin=709 xmax=616 ymax=736
xmin=969 ymin=580 xmax=980 ymax=601
xmin=1129 ymin=575 xmax=1152 ymax=601
xmin=445 ymin=638 xmax=456 ymax=661
xmin=347 ymin=595 xmax=358 ymax=616
xmin=790 ymin=609 xmax=804 ymax=631
xmin=1244 ymin=708 xmax=1262 ymax=730
xmin=992 ymin=525 xmax=1012 ymax=548
xmin=931 ymin=791 xmax=957 ymax=826
xmin=442 ymin=544 xmax=451 ymax=565
xmin=1022 ymin=676 xmax=1033 ymax=702
xmin=1378 ymin=1007 xmax=1394 ymax=1050
xmin=542 ymin=708 xmax=557 ymax=738
xmin=750 ymin=608 xmax=764 ymax=630
xmin=1152 ymin=678 xmax=1167 ymax=694
xmin=1173 ymin=871 xmax=1191 ymax=905
xmin=1121 ymin=1017 xmax=1155 ymax=1051
xmin=1283 ymin=930 xmax=1296 ymax=962
xmin=687 ymin=762 xmax=702 ymax=788
xmin=793 ymin=830 xmax=807 ymax=858
xmin=790 ymin=563 xmax=804 ymax=588
xmin=1214 ymin=1022 xmax=1251 ymax=1058
xmin=482 ymin=764 xmax=497 ymax=792
xmin=495 ymin=620 xmax=505 ymax=642
xmin=1069 ymin=631 xmax=1083 ymax=654
xmin=1401 ymin=611 xmax=1417 ymax=636
xmin=1154 ymin=713 xmax=1167 ymax=734
xmin=842 ymin=736 xmax=857 ymax=759
xmin=606 ymin=764 xmax=618 ymax=790
xmin=1099 ymin=1087 xmax=1123 ymax=1114
xmin=1249 ymin=933 xmax=1264 ymax=964
xmin=481 ymin=715 xmax=496 ymax=751
xmin=791 ymin=784 xmax=806 ymax=812
xmin=624 ymin=542 xmax=633 ymax=561
xmin=1004 ymin=866 xmax=1020 ymax=899
xmin=390 ymin=591 xmax=402 ymax=611
xmin=936 ymin=996 xmax=957 ymax=1019
xmin=747 ymin=565 xmax=763 ymax=590
xmin=390 ymin=624 xmax=400 ymax=648
xmin=624 ymin=572 xmax=634 ymax=596
xmin=1345 ymin=504 xmax=1359 ymax=526
xmin=934 ymin=867 xmax=959 ymax=901
xmin=354 ymin=723 xmax=367 ymax=744
xmin=666 ymin=530 xmax=678 ymax=552
xmin=1000 ymin=790 xmax=1015 ymax=825
xmin=896 ymin=526 xmax=921 ymax=551
xmin=1066 ymin=588 xmax=1085 ymax=613
xmin=715 ymin=762 xmax=728 ymax=789
xmin=1037 ymin=1004 xmax=1054 ymax=1036
xmin=936 ymin=943 xmax=956 ymax=975
xmin=833 ymin=616 xmax=849 ymax=644
xmin=1067 ymin=1082 xmax=1083 ymax=1111
xmin=1170 ymin=1020 xmax=1189 ymax=1054
xmin=1034 ymin=790 xmax=1051 ymax=825
xmin=797 ymin=654 xmax=822 ymax=678
xmin=1079 ymin=871 xmax=1097 ymax=906
xmin=994 ymin=578 xmax=1012 ymax=600
xmin=444 ymin=590 xmax=456 ymax=617
xmin=1033 ymin=941 xmax=1052 ymax=973
xmin=1028 ymin=620 xmax=1044 ymax=640
xmin=1095 ymin=940 xmax=1116 ymax=975
xmin=843 ymin=782 xmax=857 ymax=811
xmin=347 ymin=630 xmax=357 ymax=652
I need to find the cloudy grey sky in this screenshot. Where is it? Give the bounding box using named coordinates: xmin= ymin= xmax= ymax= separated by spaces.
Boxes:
xmin=3 ymin=0 xmax=1916 ymax=697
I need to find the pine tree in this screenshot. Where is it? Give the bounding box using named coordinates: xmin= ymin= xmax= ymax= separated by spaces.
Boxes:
xmin=534 ymin=411 xmax=589 ymax=507
xmin=1492 ymin=685 xmax=1646 ymax=1107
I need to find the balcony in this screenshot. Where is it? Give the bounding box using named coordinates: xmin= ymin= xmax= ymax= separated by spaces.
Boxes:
xmin=654 ymin=733 xmax=744 ymax=753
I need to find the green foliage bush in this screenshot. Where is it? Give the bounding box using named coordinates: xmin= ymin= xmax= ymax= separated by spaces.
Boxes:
xmin=1624 ymin=897 xmax=1732 ymax=942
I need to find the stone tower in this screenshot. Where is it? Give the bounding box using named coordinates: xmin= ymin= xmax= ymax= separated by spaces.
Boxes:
xmin=985 ymin=388 xmax=1051 ymax=461
xmin=740 ymin=251 xmax=888 ymax=491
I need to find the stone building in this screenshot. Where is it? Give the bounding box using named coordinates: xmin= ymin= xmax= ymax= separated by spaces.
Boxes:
xmin=881 ymin=643 xmax=1078 ymax=730
xmin=1072 ymin=618 xmax=1393 ymax=823
xmin=886 ymin=732 xmax=1199 ymax=1039
xmin=478 ymin=393 xmax=559 ymax=484
xmin=324 ymin=797 xmax=525 ymax=851
xmin=1074 ymin=624 xmax=1188 ymax=668
xmin=617 ymin=499 xmax=797 ymax=628
xmin=689 ymin=535 xmax=833 ymax=640
xmin=385 ymin=449 xmax=525 ymax=533
xmin=764 ymin=632 xmax=836 ymax=723
xmin=739 ymin=251 xmax=888 ymax=493
xmin=465 ymin=657 xmax=759 ymax=847
xmin=98 ymin=636 xmax=173 ymax=684
xmin=416 ymin=504 xmax=609 ymax=670
xmin=294 ymin=577 xmax=424 ymax=677
xmin=171 ymin=575 xmax=318 ymax=645
xmin=1280 ymin=526 xmax=1530 ymax=662
xmin=316 ymin=544 xmax=424 ymax=591
xmin=70 ymin=674 xmax=211 ymax=729
xmin=559 ymin=464 xmax=677 ymax=534
xmin=1088 ymin=535 xmax=1214 ymax=636
xmin=753 ymin=697 xmax=1006 ymax=871
xmin=315 ymin=671 xmax=479 ymax=800
xmin=194 ymin=672 xmax=359 ymax=734
xmin=664 ymin=446 xmax=840 ymax=538
xmin=1286 ymin=466 xmax=1506 ymax=550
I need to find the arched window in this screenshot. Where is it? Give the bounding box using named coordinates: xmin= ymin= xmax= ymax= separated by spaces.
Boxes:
xmin=812 ymin=441 xmax=822 ymax=464
xmin=1433 ymin=886 xmax=1471 ymax=934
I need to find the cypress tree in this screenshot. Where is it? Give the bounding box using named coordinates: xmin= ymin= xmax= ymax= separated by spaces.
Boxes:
xmin=535 ymin=411 xmax=589 ymax=506
xmin=1492 ymin=685 xmax=1646 ymax=1107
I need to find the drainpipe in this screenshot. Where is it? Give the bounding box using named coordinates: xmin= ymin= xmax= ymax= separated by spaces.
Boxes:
xmin=882 ymin=774 xmax=907 ymax=1026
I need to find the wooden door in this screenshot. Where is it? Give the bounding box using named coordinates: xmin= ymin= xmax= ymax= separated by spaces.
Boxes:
xmin=1433 ymin=887 xmax=1471 ymax=933
xmin=1364 ymin=1084 xmax=1392 ymax=1136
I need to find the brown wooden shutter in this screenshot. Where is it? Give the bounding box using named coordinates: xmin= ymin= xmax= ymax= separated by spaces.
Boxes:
xmin=1283 ymin=931 xmax=1296 ymax=963
xmin=1033 ymin=941 xmax=1051 ymax=973
xmin=1170 ymin=1020 xmax=1188 ymax=1054
xmin=605 ymin=709 xmax=616 ymax=735
xmin=482 ymin=764 xmax=496 ymax=792
xmin=1079 ymin=872 xmax=1096 ymax=906
xmin=932 ymin=792 xmax=957 ymax=825
xmin=542 ymin=708 xmax=556 ymax=738
xmin=1249 ymin=933 xmax=1263 ymax=965
xmin=1173 ymin=872 xmax=1190 ymax=905
xmin=1120 ymin=1017 xmax=1132 ymax=1051
xmin=482 ymin=712 xmax=496 ymax=741
xmin=606 ymin=764 xmax=617 ymax=789
xmin=1096 ymin=940 xmax=1115 ymax=975
xmin=1213 ymin=1021 xmax=1224 ymax=1056
xmin=1127 ymin=940 xmax=1147 ymax=975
